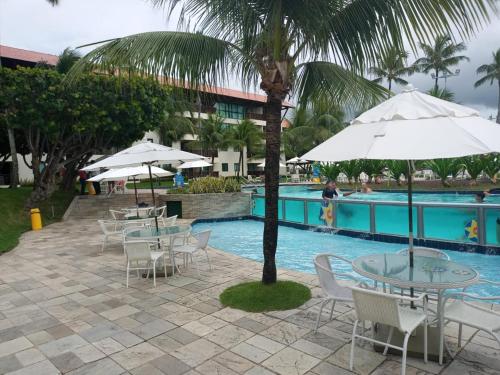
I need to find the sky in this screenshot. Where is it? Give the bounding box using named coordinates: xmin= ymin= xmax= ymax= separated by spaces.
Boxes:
xmin=0 ymin=0 xmax=499 ymax=119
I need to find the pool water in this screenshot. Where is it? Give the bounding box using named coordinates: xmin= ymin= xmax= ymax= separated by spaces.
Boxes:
xmin=193 ymin=219 xmax=500 ymax=298
xmin=253 ymin=185 xmax=500 ymax=204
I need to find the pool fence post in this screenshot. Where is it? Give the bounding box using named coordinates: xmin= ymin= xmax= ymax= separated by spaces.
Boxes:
xmin=417 ymin=205 xmax=424 ymax=240
xmin=369 ymin=202 xmax=376 ymax=234
xmin=333 ymin=200 xmax=338 ymax=229
xmin=303 ymin=200 xmax=308 ymax=225
xmin=282 ymin=199 xmax=286 ymax=222
xmin=478 ymin=206 xmax=485 ymax=246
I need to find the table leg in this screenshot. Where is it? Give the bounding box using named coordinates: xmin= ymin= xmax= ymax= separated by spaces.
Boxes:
xmin=438 ymin=290 xmax=444 ymax=365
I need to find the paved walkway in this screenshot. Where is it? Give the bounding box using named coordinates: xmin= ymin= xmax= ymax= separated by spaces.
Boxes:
xmin=0 ymin=219 xmax=498 ymax=375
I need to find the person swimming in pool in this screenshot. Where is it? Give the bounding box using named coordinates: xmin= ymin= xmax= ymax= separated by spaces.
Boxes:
xmin=475 ymin=191 xmax=491 ymax=203
xmin=360 ymin=182 xmax=373 ymax=194
xmin=322 ymin=181 xmax=354 ymax=200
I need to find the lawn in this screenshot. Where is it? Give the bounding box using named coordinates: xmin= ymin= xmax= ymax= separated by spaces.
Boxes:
xmin=0 ymin=187 xmax=76 ymax=253
xmin=220 ymin=280 xmax=311 ymax=312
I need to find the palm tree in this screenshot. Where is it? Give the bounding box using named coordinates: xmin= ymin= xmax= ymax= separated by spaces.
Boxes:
xmin=368 ymin=47 xmax=415 ymax=95
xmin=425 ymin=158 xmax=463 ymax=186
xmin=56 ymin=48 xmax=81 ymax=74
xmin=67 ymin=0 xmax=494 ymax=284
xmin=474 ymin=49 xmax=500 ymax=124
xmin=157 ymin=114 xmax=195 ymax=147
xmin=228 ymin=119 xmax=263 ymax=178
xmin=427 ymin=87 xmax=455 ymax=102
xmin=414 ymin=35 xmax=469 ymax=90
xmin=190 ymin=114 xmax=228 ymax=171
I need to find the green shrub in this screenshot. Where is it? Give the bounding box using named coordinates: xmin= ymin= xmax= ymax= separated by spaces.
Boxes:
xmin=188 ymin=177 xmax=241 ymax=194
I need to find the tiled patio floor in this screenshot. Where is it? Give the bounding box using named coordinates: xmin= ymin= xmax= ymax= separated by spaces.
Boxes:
xmin=0 ymin=218 xmax=498 ymax=374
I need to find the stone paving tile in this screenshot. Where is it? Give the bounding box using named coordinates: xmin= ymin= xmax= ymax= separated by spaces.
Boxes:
xmin=262 ymin=347 xmax=321 ymax=375
xmin=111 ymin=342 xmax=165 ymax=370
xmin=3 ymin=216 xmax=499 ymax=375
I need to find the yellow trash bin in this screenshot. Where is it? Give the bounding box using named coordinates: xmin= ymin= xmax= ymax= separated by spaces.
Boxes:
xmin=87 ymin=181 xmax=96 ymax=195
xmin=30 ymin=208 xmax=42 ymax=231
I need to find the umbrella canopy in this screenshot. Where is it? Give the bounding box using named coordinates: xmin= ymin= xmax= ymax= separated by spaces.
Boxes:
xmin=258 ymin=161 xmax=286 ymax=168
xmin=301 ymin=86 xmax=500 ymax=275
xmin=286 ymin=157 xmax=309 ymax=164
xmin=87 ymin=166 xmax=174 ymax=182
xmin=82 ymin=142 xmax=204 ymax=171
xmin=177 ymin=160 xmax=212 ymax=169
xmin=301 ymin=86 xmax=500 ymax=162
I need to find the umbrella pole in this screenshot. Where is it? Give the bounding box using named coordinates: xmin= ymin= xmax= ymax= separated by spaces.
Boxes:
xmin=133 ymin=177 xmax=139 ymax=217
xmin=407 ymin=160 xmax=415 ymax=307
xmin=147 ymin=164 xmax=159 ymax=232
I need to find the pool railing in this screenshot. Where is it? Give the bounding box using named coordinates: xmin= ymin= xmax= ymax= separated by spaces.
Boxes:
xmin=251 ymin=194 xmax=500 ymax=252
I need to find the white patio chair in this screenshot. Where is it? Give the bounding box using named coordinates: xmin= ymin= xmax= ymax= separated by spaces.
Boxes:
xmin=441 ymin=279 xmax=500 ymax=349
xmin=313 ymin=253 xmax=360 ymax=333
xmin=124 ymin=207 xmax=153 ymax=219
xmin=160 ymin=215 xmax=177 ymax=227
xmin=154 ymin=205 xmax=167 ymax=222
xmin=291 ymin=174 xmax=300 ymax=183
xmin=350 ymin=284 xmax=428 ymax=375
xmin=98 ymin=220 xmax=123 ymax=252
xmin=397 ymin=247 xmax=450 ymax=260
xmin=172 ymin=230 xmax=212 ymax=275
xmin=123 ymin=241 xmax=166 ymax=288
xmin=109 ymin=209 xmax=126 ymax=220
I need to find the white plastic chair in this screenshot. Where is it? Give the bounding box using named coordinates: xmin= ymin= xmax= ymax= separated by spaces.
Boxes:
xmin=159 ymin=214 xmax=177 ymax=227
xmin=98 ymin=220 xmax=123 ymax=252
xmin=313 ymin=253 xmax=359 ymax=333
xmin=154 ymin=205 xmax=167 ymax=220
xmin=172 ymin=230 xmax=211 ymax=275
xmin=123 ymin=241 xmax=166 ymax=288
xmin=441 ymin=279 xmax=500 ymax=350
xmin=350 ymin=284 xmax=428 ymax=375
xmin=397 ymin=247 xmax=450 ymax=260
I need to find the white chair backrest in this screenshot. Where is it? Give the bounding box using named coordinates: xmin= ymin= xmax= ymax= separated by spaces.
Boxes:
xmin=98 ymin=220 xmax=116 ymax=235
xmin=194 ymin=230 xmax=211 ymax=249
xmin=163 ymin=215 xmax=177 ymax=227
xmin=351 ymin=285 xmax=402 ymax=330
xmin=124 ymin=241 xmax=151 ymax=261
xmin=155 ymin=205 xmax=166 ymax=217
xmin=398 ymin=247 xmax=450 ymax=260
xmin=109 ymin=210 xmax=126 ymax=220
xmin=314 ymin=254 xmax=348 ymax=297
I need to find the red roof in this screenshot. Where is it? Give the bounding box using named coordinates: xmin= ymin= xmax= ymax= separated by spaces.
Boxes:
xmin=0 ymin=45 xmax=58 ymax=66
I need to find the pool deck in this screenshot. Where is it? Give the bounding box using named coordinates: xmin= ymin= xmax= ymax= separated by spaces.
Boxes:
xmin=0 ymin=218 xmax=498 ymax=374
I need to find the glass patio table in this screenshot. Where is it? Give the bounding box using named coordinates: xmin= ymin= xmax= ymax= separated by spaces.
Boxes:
xmin=126 ymin=225 xmax=191 ymax=240
xmin=352 ymin=253 xmax=479 ymax=364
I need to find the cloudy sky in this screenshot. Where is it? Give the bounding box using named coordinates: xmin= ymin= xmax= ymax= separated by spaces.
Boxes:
xmin=1 ymin=0 xmax=499 ymax=118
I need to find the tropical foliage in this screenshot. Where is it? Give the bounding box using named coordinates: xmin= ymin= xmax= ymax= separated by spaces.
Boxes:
xmin=386 ymin=160 xmax=409 ymax=185
xmin=189 ymin=114 xmax=229 ymax=169
xmin=227 ymin=119 xmax=263 ymax=178
xmin=188 ymin=176 xmax=241 ymax=194
xmin=66 ymin=0 xmax=495 ymax=284
xmin=319 ymin=163 xmax=342 ymax=182
xmin=427 ymin=87 xmax=455 ymax=102
xmin=474 ymin=49 xmax=500 ymax=124
xmin=368 ymin=47 xmax=415 ymax=94
xmin=424 ymin=158 xmax=464 ymax=186
xmin=339 ymin=160 xmax=364 ymax=184
xmin=413 ymin=35 xmax=469 ymax=90
xmin=0 ymin=67 xmax=170 ymax=204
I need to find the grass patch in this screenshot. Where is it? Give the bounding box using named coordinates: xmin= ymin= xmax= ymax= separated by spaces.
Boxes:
xmin=220 ymin=281 xmax=311 ymax=312
xmin=0 ymin=187 xmax=75 ymax=253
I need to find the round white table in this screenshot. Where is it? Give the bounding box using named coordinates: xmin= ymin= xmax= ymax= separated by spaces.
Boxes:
xmin=352 ymin=253 xmax=479 ymax=364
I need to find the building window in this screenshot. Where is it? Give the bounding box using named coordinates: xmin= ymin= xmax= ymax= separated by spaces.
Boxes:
xmin=147 ymin=138 xmax=154 ymax=143
xmin=234 ymin=163 xmax=240 ymax=172
xmin=222 ymin=163 xmax=228 ymax=172
xmin=216 ymin=103 xmax=245 ymax=120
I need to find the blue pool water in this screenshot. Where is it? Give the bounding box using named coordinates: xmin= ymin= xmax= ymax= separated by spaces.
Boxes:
xmin=193 ymin=219 xmax=500 ymax=298
xmin=253 ymin=185 xmax=500 ymax=204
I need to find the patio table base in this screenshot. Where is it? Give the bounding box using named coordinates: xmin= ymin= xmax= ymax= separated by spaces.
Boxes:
xmin=373 ymin=324 xmax=446 ymax=363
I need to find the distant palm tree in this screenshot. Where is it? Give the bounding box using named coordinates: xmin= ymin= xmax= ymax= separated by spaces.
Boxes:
xmin=157 ymin=114 xmax=194 ymax=147
xmin=414 ymin=35 xmax=469 ymax=90
xmin=190 ymin=114 xmax=228 ymax=171
xmin=427 ymin=87 xmax=455 ymax=102
xmin=228 ymin=119 xmax=263 ymax=178
xmin=56 ymin=48 xmax=81 ymax=74
xmin=474 ymin=49 xmax=500 ymax=124
xmin=368 ymin=47 xmax=415 ymax=95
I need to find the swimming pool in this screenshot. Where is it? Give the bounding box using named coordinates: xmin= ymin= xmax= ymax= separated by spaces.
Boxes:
xmin=252 ymin=185 xmax=500 ymax=204
xmin=250 ymin=186 xmax=500 ymax=249
xmin=193 ymin=219 xmax=500 ymax=298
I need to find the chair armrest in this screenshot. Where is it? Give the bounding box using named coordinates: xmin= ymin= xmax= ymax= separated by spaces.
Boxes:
xmin=335 ymin=272 xmax=360 ymax=282
xmin=325 ymin=254 xmax=352 ymax=265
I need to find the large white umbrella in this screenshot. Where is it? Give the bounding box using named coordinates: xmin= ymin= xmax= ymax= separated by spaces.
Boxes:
xmin=302 ymin=86 xmax=500 ymax=271
xmin=177 ymin=160 xmax=212 ymax=169
xmin=83 ymin=142 xmax=204 ymax=229
xmin=286 ymin=156 xmax=309 ymax=164
xmin=87 ymin=166 xmax=174 ymax=182
xmin=258 ymin=161 xmax=286 ymax=168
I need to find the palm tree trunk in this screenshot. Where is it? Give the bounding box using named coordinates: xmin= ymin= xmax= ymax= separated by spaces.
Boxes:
xmin=497 ymin=80 xmax=500 ymax=124
xmin=434 ymin=69 xmax=439 ymax=90
xmin=262 ymin=97 xmax=281 ymax=284
xmin=240 ymin=150 xmax=244 ymax=178
xmin=388 ymin=80 xmax=392 ymax=97
xmin=7 ymin=127 xmax=19 ymax=188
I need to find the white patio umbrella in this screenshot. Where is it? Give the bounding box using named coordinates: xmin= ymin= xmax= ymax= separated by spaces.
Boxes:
xmin=302 ymin=85 xmax=500 ymax=270
xmin=177 ymin=160 xmax=212 ymax=169
xmin=83 ymin=142 xmax=204 ymax=229
xmin=286 ymin=156 xmax=308 ymax=164
xmin=258 ymin=161 xmax=286 ymax=168
xmin=88 ymin=166 xmax=174 ymax=209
